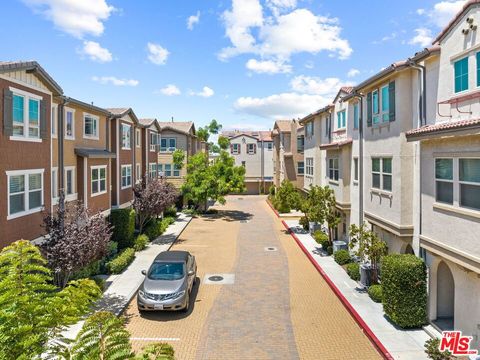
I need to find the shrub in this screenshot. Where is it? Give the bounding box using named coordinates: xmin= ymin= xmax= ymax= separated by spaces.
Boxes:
xmin=106 ymin=248 xmax=135 ymax=274
xmin=269 ymin=185 xmax=276 ymax=197
xmin=368 ymin=284 xmax=383 ymax=303
xmin=334 ymin=249 xmax=352 ymax=265
xmin=164 ymin=205 xmax=177 ymax=218
xmin=424 ymin=338 xmax=453 ymax=360
xmin=110 ymin=209 xmax=135 ymax=249
xmin=382 ymin=254 xmax=427 ymax=328
xmin=143 ymin=217 xmax=174 ymax=240
xmin=107 ymin=241 xmax=118 ymax=260
xmin=347 ymin=262 xmax=360 ymax=281
xmin=92 ymin=276 xmax=106 ymax=291
xmin=134 ymin=235 xmax=149 ymax=251
xmin=72 ymin=260 xmax=101 ymax=280
xmin=313 ymin=230 xmax=329 ymax=249
xmin=327 ymin=246 xmax=333 ymax=255
xmin=299 ymin=216 xmax=309 ymax=230
xmin=274 ymin=180 xmax=301 ymax=213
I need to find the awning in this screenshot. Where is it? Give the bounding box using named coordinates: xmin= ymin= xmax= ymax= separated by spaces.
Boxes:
xmin=75 ymin=148 xmax=116 ymax=159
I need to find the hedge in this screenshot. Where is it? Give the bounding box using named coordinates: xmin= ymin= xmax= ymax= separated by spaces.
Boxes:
xmin=382 ymin=254 xmax=427 ymax=328
xmin=134 ymin=234 xmax=149 ymax=251
xmin=106 ymin=248 xmax=135 ymax=274
xmin=334 ymin=249 xmax=351 ymax=265
xmin=368 ymin=284 xmax=383 ymax=303
xmin=164 ymin=206 xmax=178 ymax=218
xmin=110 ymin=209 xmax=135 ymax=249
xmin=346 ymin=262 xmax=360 ymax=281
xmin=144 ymin=217 xmax=175 ymax=240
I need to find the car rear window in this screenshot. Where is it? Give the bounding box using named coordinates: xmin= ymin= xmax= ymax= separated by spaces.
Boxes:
xmin=148 ymin=262 xmax=184 ymax=280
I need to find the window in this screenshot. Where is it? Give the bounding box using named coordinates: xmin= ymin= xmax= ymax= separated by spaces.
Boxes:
xmin=266 ymin=142 xmax=273 ymax=150
xmin=158 ymin=164 xmax=163 ymax=177
xmin=160 ymin=138 xmax=176 ymax=152
xmin=297 ymin=161 xmax=304 ymax=175
xmin=11 ymin=90 xmax=42 ymax=140
xmin=91 ymin=166 xmax=107 ymax=195
xmin=7 ymin=170 xmax=44 ymax=219
xmin=65 ymin=167 xmax=75 ymax=196
xmin=297 ymin=136 xmax=304 ymax=152
xmin=477 ymin=52 xmax=480 ymax=87
xmin=328 ymin=158 xmax=339 ymax=181
xmin=306 ymin=157 xmax=314 ymax=176
xmin=231 ymin=143 xmax=240 ymax=155
xmin=121 ymin=124 xmax=131 ymax=149
xmin=51 ymin=168 xmax=58 ymax=199
xmin=121 ymin=165 xmax=132 ymax=188
xmin=136 ymin=163 xmax=141 ymax=181
xmin=454 ymin=57 xmax=469 ymax=93
xmin=337 ymin=110 xmax=346 ymax=129
xmin=305 ymin=122 xmax=314 ymax=137
xmin=354 ymin=158 xmax=359 ymax=182
xmin=173 ymin=164 xmax=181 ymax=177
xmin=381 ymin=85 xmax=389 ymax=122
xmin=372 ymin=158 xmax=392 ymax=191
xmin=84 ymin=114 xmax=99 ymax=139
xmin=164 ymin=164 xmax=172 ymax=177
xmin=459 ymin=158 xmax=480 ymax=210
xmin=65 ymin=109 xmax=75 ymax=139
xmin=149 ymin=163 xmax=157 ymax=179
xmin=51 ymin=106 xmax=57 ymax=137
xmin=372 ymin=89 xmax=379 ymax=124
xmin=247 ymin=143 xmax=256 ymax=154
xmin=136 ymin=129 xmax=141 ymax=148
xmin=353 ymin=103 xmax=359 ymax=129
xmin=150 ymin=132 xmax=157 ymax=151
xmin=435 ymin=158 xmax=453 ymax=204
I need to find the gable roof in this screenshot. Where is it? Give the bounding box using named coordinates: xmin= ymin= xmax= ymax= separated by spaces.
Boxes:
xmin=433 ymin=0 xmax=480 ymax=44
xmin=299 ymin=104 xmax=334 ymax=124
xmin=63 ymin=96 xmax=110 ymax=116
xmin=273 ymin=120 xmax=293 ymax=132
xmin=222 ymin=130 xmax=272 ymax=141
xmin=333 ymin=86 xmax=354 ymax=103
xmin=157 ymin=121 xmax=195 ymax=136
xmin=138 ymin=118 xmax=161 ymax=131
xmin=106 ymin=107 xmax=139 ymax=124
xmin=406 ymin=118 xmax=480 ymax=140
xmin=0 ymin=61 xmax=63 ymax=95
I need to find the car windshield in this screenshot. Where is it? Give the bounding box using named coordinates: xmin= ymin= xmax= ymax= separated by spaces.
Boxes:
xmin=148 ymin=262 xmax=184 ymax=280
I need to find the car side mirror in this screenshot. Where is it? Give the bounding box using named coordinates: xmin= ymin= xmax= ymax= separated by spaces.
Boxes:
xmin=141 ymin=270 xmax=146 ymax=275
xmin=188 ymin=270 xmax=194 ymax=276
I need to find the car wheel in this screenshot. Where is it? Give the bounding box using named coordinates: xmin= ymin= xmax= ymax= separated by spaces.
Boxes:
xmin=182 ymin=292 xmax=190 ymax=312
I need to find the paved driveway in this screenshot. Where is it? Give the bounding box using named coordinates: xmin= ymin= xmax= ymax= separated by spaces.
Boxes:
xmin=124 ymin=196 xmax=380 ymax=360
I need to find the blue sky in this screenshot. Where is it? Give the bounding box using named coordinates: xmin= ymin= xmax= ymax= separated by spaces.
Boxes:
xmin=0 ymin=0 xmax=467 ymax=131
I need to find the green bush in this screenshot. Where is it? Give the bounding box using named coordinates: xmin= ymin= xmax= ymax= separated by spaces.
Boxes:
xmin=382 ymin=254 xmax=427 ymax=328
xmin=143 ymin=217 xmax=174 ymax=240
xmin=106 ymin=241 xmax=118 ymax=260
xmin=368 ymin=284 xmax=383 ymax=303
xmin=424 ymin=338 xmax=453 ymax=360
xmin=92 ymin=276 xmax=106 ymax=291
xmin=72 ymin=260 xmax=101 ymax=279
xmin=106 ymin=248 xmax=135 ymax=274
xmin=134 ymin=234 xmax=149 ymax=251
xmin=164 ymin=206 xmax=177 ymax=218
xmin=269 ymin=185 xmax=276 ymax=196
xmin=334 ymin=249 xmax=351 ymax=265
xmin=110 ymin=209 xmax=135 ymax=249
xmin=346 ymin=262 xmax=360 ymax=281
xmin=327 ymin=246 xmax=333 ymax=255
xmin=313 ymin=230 xmax=329 ymax=249
xmin=299 ymin=216 xmax=309 ymax=230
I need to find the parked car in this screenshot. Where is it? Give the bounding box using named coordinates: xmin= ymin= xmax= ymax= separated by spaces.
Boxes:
xmin=137 ymin=250 xmax=197 ymax=312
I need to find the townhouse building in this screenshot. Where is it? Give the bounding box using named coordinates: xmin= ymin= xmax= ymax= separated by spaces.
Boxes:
xmin=221 ymin=130 xmax=274 ymax=194
xmin=272 ymin=119 xmax=304 ymax=189
xmin=405 ymin=0 xmax=480 ymax=339
xmin=138 ymin=118 xmax=161 ymax=183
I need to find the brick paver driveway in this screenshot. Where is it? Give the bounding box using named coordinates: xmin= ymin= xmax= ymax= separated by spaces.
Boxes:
xmin=124 ymin=196 xmax=380 ymax=360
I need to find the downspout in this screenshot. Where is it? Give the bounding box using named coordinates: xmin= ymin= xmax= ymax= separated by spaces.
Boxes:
xmin=57 ymin=96 xmax=70 ymax=229
xmin=351 ymin=93 xmax=364 ymax=226
xmin=261 ymin=139 xmax=264 ymax=193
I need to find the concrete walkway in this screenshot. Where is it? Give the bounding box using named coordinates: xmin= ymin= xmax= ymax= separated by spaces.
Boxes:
xmin=283 ymin=219 xmax=431 ymax=360
xmin=62 ymin=213 xmax=192 ymax=339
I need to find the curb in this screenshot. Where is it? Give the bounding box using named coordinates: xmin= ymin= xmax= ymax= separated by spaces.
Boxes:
xmin=266 ymin=200 xmax=394 ymax=360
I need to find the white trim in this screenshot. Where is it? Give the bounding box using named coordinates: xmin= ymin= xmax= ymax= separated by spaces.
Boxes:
xmin=121 ymin=164 xmax=132 ymax=189
xmin=136 ymin=128 xmax=141 ymax=148
xmin=6 ymin=168 xmax=45 ymax=220
xmin=51 ymin=167 xmax=58 ymax=201
xmin=83 ymin=112 xmax=100 ymax=140
xmin=9 ymin=136 xmax=42 ymax=143
xmin=10 ymin=89 xmax=42 ymax=141
xmin=121 ymin=123 xmax=132 ymax=150
xmin=64 ymin=107 xmax=76 ymax=140
xmin=1 ymin=75 xmax=52 ymax=95
xmin=64 ymin=166 xmax=76 ymax=198
xmin=9 ymin=86 xmax=43 ymax=100
xmin=449 ymin=42 xmax=480 ymax=62
xmin=84 ymin=158 xmax=88 ymax=207
xmin=51 ymin=104 xmax=58 ymax=138
xmin=136 ymin=163 xmax=141 ymax=183
xmin=91 ymin=165 xmax=107 ymax=197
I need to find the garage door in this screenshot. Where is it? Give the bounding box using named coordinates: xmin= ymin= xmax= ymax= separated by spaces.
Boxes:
xmin=245 ymin=182 xmax=259 ymax=195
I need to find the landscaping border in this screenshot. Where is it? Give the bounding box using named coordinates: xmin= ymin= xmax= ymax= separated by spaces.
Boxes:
xmin=266 ymin=199 xmax=394 ymax=360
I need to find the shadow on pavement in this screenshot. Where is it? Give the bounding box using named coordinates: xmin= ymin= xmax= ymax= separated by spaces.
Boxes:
xmin=200 ymin=210 xmax=253 ymax=223
xmin=96 ymin=293 xmax=128 ymax=315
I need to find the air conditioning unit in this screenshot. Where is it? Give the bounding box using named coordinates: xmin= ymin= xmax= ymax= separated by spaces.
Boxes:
xmin=360 ymin=264 xmax=372 ymax=287
xmin=333 ymin=240 xmax=348 ymax=253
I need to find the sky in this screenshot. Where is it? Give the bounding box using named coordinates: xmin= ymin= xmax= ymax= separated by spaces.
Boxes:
xmin=0 ymin=0 xmax=468 ymax=131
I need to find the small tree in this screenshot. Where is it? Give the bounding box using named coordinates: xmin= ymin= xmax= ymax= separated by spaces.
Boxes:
xmin=348 ymin=222 xmax=388 ymax=283
xmin=217 ymin=135 xmax=230 ymax=150
xmin=41 ymin=200 xmax=112 ymax=288
xmin=133 ymin=178 xmax=178 ymax=233
xmin=323 ymin=187 xmax=341 ymax=243
xmin=172 ymin=149 xmax=185 ymax=170
xmin=0 ymin=240 xmax=101 ymax=359
xmin=198 ymin=119 xmax=223 ymax=152
xmin=274 ymin=180 xmax=301 ymax=213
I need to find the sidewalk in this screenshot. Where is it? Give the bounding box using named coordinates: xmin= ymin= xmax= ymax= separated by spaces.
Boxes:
xmin=62 ymin=213 xmax=192 ymax=339
xmin=283 ymin=218 xmax=431 ymax=360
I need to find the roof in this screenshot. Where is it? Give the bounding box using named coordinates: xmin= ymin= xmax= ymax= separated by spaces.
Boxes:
xmin=0 ymin=61 xmax=63 ymax=95
xmin=333 ymin=86 xmax=355 ymax=103
xmin=105 ymin=107 xmax=139 ymax=124
xmin=299 ymin=104 xmax=334 ymax=124
xmin=433 ymin=0 xmax=480 ymax=44
xmin=319 ymin=138 xmax=353 ymax=150
xmin=274 ymin=120 xmax=293 ymax=132
xmin=63 ymin=97 xmax=110 ymax=116
xmin=74 ymin=148 xmax=116 ymax=159
xmin=157 ymin=121 xmax=194 ymax=135
xmin=154 ymin=250 xmax=189 ymax=262
xmin=405 ymin=119 xmax=480 ymax=140
xmin=222 ymin=130 xmax=272 ymax=141
xmin=138 ymin=118 xmax=161 ymax=131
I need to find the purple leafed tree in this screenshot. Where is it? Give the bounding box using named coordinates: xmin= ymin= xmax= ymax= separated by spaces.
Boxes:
xmin=40 ymin=194 xmax=112 ymax=288
xmin=133 ymin=178 xmax=178 ymax=233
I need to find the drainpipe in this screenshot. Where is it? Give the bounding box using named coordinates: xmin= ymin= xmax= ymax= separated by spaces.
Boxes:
xmin=261 ymin=139 xmax=264 ymax=193
xmin=57 ymin=96 xmax=70 ymax=230
xmin=351 ymin=93 xmax=364 ymax=226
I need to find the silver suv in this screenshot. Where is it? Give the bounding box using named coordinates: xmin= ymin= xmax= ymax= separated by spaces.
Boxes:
xmin=137 ymin=250 xmax=197 ymax=312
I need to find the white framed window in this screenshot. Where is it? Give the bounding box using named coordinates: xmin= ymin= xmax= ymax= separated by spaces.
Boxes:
xmin=150 ymin=132 xmax=157 ymax=152
xmin=65 ymin=108 xmax=75 ymax=140
xmin=297 ymin=161 xmax=304 ymax=175
xmin=83 ymin=113 xmax=99 ymax=139
xmin=247 ymin=143 xmax=256 ymax=155
xmin=164 ymin=164 xmax=172 ymax=177
xmin=305 ymin=122 xmax=314 ymax=137
xmin=51 ymin=105 xmax=57 ymax=137
xmin=459 ymin=158 xmax=480 ymax=210
xmin=91 ymin=165 xmax=107 ymax=196
xmin=160 ymin=138 xmax=176 ymax=152
xmin=51 ymin=167 xmax=58 ymax=199
xmin=372 ymin=158 xmax=392 ymax=191
xmin=435 ymin=158 xmax=453 ymax=205
xmin=353 ymin=158 xmax=359 ymax=182
xmin=136 ymin=163 xmax=141 ymax=182
xmin=121 ymin=124 xmax=131 ymax=150
xmin=11 ymin=88 xmax=42 ymax=141
xmin=121 ymin=165 xmax=132 ymax=189
xmin=306 ymin=157 xmax=314 ymax=176
xmin=266 ymin=142 xmax=273 ymax=150
xmin=7 ymin=169 xmax=44 ymax=220
xmin=149 ymin=163 xmax=157 ymax=179
xmin=328 ymin=158 xmax=339 ymax=181
xmin=231 ymin=143 xmax=240 ymax=155
xmin=65 ymin=166 xmax=76 ymax=197
xmin=158 ymin=164 xmax=164 ymax=177
xmin=173 ymin=164 xmax=181 ymax=177
xmin=136 ymin=129 xmax=141 ymax=148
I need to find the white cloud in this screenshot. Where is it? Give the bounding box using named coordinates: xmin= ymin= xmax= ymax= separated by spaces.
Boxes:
xmin=147 ymin=42 xmax=170 ymax=65
xmin=80 ymin=40 xmax=112 ymax=63
xmin=92 ymin=76 xmax=139 ymax=86
xmin=428 ymin=0 xmax=466 ymax=27
xmin=246 ymin=58 xmax=292 ymax=74
xmin=23 ymin=0 xmax=115 ymax=38
xmin=409 ymin=28 xmax=433 ymax=47
xmin=227 ymin=122 xmax=270 ymax=131
xmin=190 ymin=86 xmax=215 ymax=98
xmin=158 ymin=84 xmax=181 ymax=96
xmin=290 ymin=75 xmax=353 ymax=96
xmin=416 ymin=8 xmax=426 ymax=15
xmin=347 ymin=68 xmax=360 ymax=78
xmin=187 ymin=11 xmax=200 ymax=30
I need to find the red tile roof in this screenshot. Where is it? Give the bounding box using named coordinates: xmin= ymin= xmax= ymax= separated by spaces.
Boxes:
xmin=319 ymin=138 xmax=353 ymax=149
xmin=340 ymin=86 xmax=354 ymax=94
xmin=433 ymin=0 xmax=480 ymax=44
xmin=406 ymin=118 xmax=480 ymax=138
